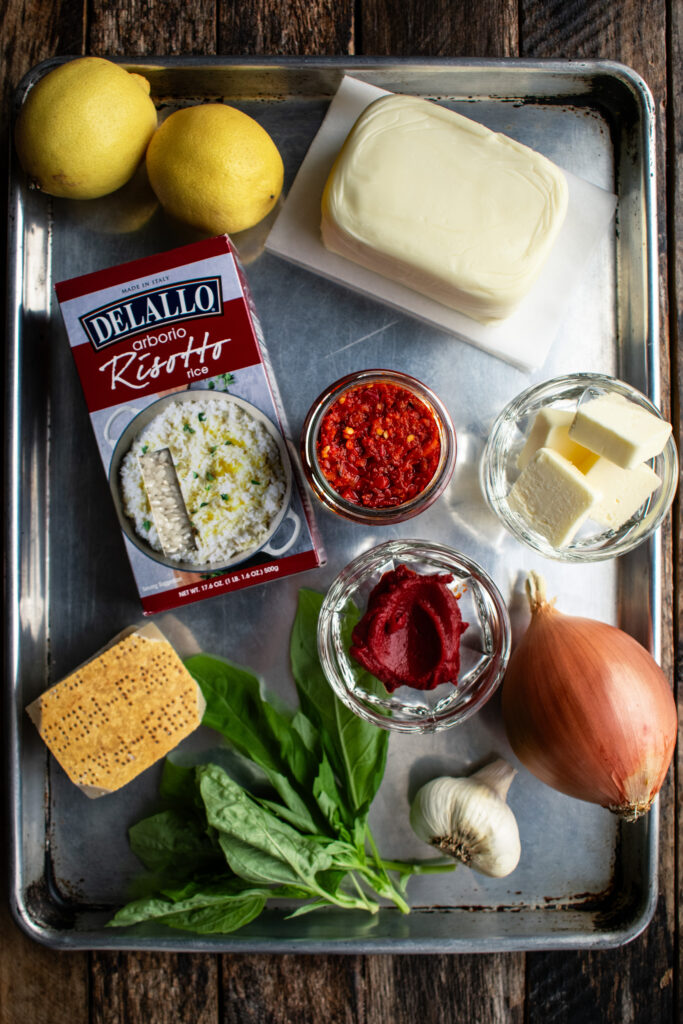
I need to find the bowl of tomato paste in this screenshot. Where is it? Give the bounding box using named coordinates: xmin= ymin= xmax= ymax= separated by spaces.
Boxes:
xmin=300 ymin=369 xmax=456 ymax=524
xmin=318 ymin=539 xmax=511 ymax=733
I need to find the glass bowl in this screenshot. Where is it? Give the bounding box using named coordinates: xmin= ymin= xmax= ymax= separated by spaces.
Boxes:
xmin=480 ymin=373 xmax=678 ymax=562
xmin=300 ymin=369 xmax=456 ymax=525
xmin=317 ymin=539 xmax=511 ymax=733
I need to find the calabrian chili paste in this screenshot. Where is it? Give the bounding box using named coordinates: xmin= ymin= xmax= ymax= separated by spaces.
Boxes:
xmin=350 ymin=564 xmax=468 ymax=692
xmin=316 ymin=381 xmax=441 ymax=508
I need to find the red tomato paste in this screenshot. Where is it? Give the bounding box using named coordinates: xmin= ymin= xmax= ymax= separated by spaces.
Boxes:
xmin=316 ymin=381 xmax=441 ymax=508
xmin=350 ymin=564 xmax=468 ymax=692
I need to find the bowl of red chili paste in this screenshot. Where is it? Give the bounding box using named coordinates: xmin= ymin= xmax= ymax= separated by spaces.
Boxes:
xmin=300 ymin=370 xmax=456 ymax=524
xmin=318 ymin=540 xmax=510 ymax=733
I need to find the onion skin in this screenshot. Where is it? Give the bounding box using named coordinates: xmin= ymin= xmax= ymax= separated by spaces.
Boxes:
xmin=501 ymin=575 xmax=677 ymax=821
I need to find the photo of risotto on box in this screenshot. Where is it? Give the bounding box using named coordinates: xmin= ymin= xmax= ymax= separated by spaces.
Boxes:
xmin=119 ymin=395 xmax=289 ymax=568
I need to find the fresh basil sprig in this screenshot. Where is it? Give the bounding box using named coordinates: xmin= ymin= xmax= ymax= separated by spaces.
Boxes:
xmin=108 ymin=590 xmax=454 ymax=935
xmin=290 ymin=590 xmax=388 ymax=830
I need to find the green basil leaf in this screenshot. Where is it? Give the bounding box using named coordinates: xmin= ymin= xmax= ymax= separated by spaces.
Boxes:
xmin=108 ymin=879 xmax=267 ymax=935
xmin=186 ymin=653 xmax=324 ymax=834
xmin=290 ymin=590 xmax=388 ymax=822
xmin=258 ymin=796 xmax=327 ymax=835
xmin=159 ymin=760 xmax=199 ymax=809
xmin=199 ymin=765 xmax=333 ymax=889
xmin=216 ymin=833 xmax=309 ymax=888
xmin=158 ymin=897 xmax=265 ymax=935
xmin=284 ymin=899 xmax=333 ymax=919
xmin=262 ymin=700 xmax=317 ymax=790
xmin=290 ymin=710 xmax=352 ymax=836
xmin=315 ymin=868 xmax=347 ymax=896
xmin=290 ymin=710 xmax=320 ymax=753
xmin=352 ymin=817 xmax=368 ymax=851
xmin=128 ymin=808 xmax=220 ymax=878
xmin=312 ymin=751 xmax=351 ymax=836
xmin=111 ymin=581 xmax=413 ymax=936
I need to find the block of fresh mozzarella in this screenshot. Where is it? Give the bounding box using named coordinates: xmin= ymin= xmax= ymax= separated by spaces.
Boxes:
xmin=321 ymin=94 xmax=569 ymax=324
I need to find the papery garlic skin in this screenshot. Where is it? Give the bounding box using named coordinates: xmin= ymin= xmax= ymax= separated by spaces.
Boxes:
xmin=409 ymin=759 xmax=521 ymax=878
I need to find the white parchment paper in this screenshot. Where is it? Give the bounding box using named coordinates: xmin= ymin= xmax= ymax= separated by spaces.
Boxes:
xmin=265 ymin=75 xmax=617 ymax=372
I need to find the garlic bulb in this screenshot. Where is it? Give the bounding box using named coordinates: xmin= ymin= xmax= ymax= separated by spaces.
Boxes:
xmin=409 ymin=759 xmax=521 ymax=877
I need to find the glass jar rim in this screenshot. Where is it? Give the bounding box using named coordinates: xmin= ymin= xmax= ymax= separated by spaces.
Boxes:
xmin=480 ymin=372 xmax=679 ymax=562
xmin=317 ymin=538 xmax=511 ymax=733
xmin=300 ymin=368 xmax=457 ymax=525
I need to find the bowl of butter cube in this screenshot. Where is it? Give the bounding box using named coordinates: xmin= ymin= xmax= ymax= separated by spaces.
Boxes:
xmin=481 ymin=373 xmax=678 ymax=561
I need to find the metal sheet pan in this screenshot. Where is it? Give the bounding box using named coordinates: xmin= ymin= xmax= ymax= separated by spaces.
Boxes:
xmin=6 ymin=56 xmax=661 ymax=952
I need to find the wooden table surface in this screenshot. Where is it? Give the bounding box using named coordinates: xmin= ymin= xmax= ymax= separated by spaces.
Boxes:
xmin=1 ymin=1 xmax=680 ymax=1022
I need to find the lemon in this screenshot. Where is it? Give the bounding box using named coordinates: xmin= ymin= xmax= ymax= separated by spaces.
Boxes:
xmin=146 ymin=104 xmax=284 ymax=235
xmin=15 ymin=57 xmax=157 ymax=200
xmin=67 ymin=162 xmax=159 ymax=235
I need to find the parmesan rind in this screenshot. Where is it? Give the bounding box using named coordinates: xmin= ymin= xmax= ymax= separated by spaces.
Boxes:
xmin=26 ymin=623 xmax=205 ymax=797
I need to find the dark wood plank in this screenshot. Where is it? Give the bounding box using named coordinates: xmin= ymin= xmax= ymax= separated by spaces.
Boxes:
xmin=0 ymin=899 xmax=89 ymax=1024
xmin=221 ymin=953 xmax=525 ymax=1024
xmin=361 ymin=954 xmax=524 ymax=1024
xmin=87 ymin=0 xmax=216 ymax=57
xmin=222 ymin=955 xmax=362 ymax=1024
xmin=217 ymin=0 xmax=354 ymax=56
xmin=90 ymin=951 xmax=220 ymax=1024
xmin=1 ymin=0 xmax=84 ymax=108
xmin=360 ymin=0 xmax=518 ymax=58
xmin=671 ymin=0 xmax=683 ymax=1020
xmin=521 ymin=2 xmax=676 ymax=1021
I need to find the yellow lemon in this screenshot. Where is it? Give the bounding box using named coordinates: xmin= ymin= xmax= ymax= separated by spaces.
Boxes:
xmin=66 ymin=162 xmax=159 ymax=235
xmin=15 ymin=57 xmax=157 ymax=200
xmin=146 ymin=104 xmax=284 ymax=235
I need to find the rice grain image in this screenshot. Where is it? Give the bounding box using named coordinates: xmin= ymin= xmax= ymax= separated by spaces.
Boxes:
xmin=119 ymin=396 xmax=288 ymax=567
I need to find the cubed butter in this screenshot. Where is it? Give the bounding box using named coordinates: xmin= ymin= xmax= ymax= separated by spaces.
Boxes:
xmin=517 ymin=408 xmax=598 ymax=470
xmin=569 ymin=394 xmax=672 ymax=470
xmin=583 ymin=458 xmax=661 ymax=530
xmin=509 ymin=447 xmax=599 ymax=547
xmin=321 ymin=94 xmax=569 ymax=324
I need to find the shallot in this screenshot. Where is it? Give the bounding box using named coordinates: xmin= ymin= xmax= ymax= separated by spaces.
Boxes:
xmin=501 ymin=571 xmax=677 ymax=821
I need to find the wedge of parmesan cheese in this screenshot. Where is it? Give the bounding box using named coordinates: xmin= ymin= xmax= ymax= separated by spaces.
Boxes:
xmin=26 ymin=623 xmax=205 ymax=798
xmin=321 ymin=93 xmax=569 ymax=323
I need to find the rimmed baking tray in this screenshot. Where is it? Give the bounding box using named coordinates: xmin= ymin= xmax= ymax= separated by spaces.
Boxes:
xmin=6 ymin=56 xmax=662 ymax=952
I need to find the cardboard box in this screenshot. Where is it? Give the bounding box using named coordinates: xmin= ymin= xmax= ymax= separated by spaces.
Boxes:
xmin=56 ymin=235 xmax=323 ymax=613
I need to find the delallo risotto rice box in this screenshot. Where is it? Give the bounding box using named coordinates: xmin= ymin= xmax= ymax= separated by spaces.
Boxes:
xmin=55 ymin=234 xmax=324 ymax=614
